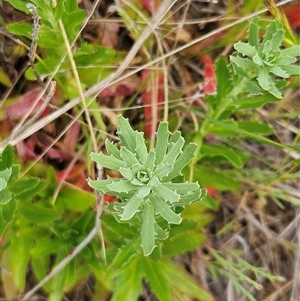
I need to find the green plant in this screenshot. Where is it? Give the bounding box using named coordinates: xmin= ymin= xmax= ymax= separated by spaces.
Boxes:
xmin=88 ymin=115 xmax=205 ymax=256
xmin=231 ymin=15 xmax=300 ymax=98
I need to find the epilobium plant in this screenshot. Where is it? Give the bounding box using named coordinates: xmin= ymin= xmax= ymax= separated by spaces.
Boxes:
xmin=88 ymin=115 xmax=204 ymax=255
xmin=230 ymin=15 xmax=300 ymax=99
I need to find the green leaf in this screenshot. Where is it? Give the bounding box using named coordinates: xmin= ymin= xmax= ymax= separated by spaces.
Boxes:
xmin=280 ymin=45 xmax=300 ymax=58
xmin=164 ymin=138 xmax=184 ymax=165
xmin=30 ymin=238 xmax=63 ymax=258
xmin=11 ymin=236 xmax=31 ymax=291
xmin=105 ymin=139 xmax=121 ymax=159
xmin=91 ymin=152 xmax=125 ymax=170
xmin=107 ymin=179 xmax=136 ymax=194
xmin=88 ymin=177 xmax=113 ymax=194
xmin=117 ymin=115 xmax=137 ymax=152
xmin=112 ymin=238 xmax=141 ymax=269
xmin=153 ymin=183 xmax=180 ymax=204
xmin=49 ymin=250 xmax=69 ymax=301
xmin=154 ymin=122 xmax=170 ymax=165
xmin=56 ymin=185 xmax=94 ymax=212
xmin=135 ymin=132 xmax=148 ymax=163
xmin=141 ymin=257 xmax=171 ymax=301
xmin=5 ymin=0 xmax=29 ymax=13
xmin=120 ymin=147 xmax=140 ymax=166
xmin=0 ymin=145 xmax=14 ymax=170
xmin=164 ymin=182 xmax=199 ymax=195
xmin=162 ymin=232 xmax=206 ymax=256
xmin=194 ymin=166 xmax=240 ymax=191
xmin=111 ymin=258 xmax=143 ymax=301
xmin=164 ymin=143 xmax=197 ymax=181
xmin=280 ymin=65 xmax=300 ymax=76
xmin=248 ymin=15 xmax=259 ymax=48
xmin=8 ymin=177 xmax=39 ymax=194
xmin=7 ymin=23 xmax=32 ymax=39
xmin=162 ymin=260 xmax=214 ymax=301
xmin=120 ymin=192 xmax=144 ymax=220
xmin=201 ymin=144 xmax=248 ymax=168
xmin=149 ymin=194 xmax=181 ymax=224
xmin=141 ymin=202 xmax=156 ymax=256
xmin=234 ymin=42 xmax=256 ymax=57
xmin=236 ymin=121 xmax=273 ymax=135
xmin=230 ymin=56 xmax=257 ymax=70
xmin=215 ymin=56 xmax=233 ymax=98
xmin=18 ymin=201 xmax=62 ymax=224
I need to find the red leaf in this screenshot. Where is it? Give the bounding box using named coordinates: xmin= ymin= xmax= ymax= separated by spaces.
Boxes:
xmin=63 ymin=121 xmax=81 ymax=155
xmin=6 ymin=88 xmax=52 ymax=119
xmin=100 ymin=22 xmax=120 ymax=47
xmin=141 ymin=69 xmax=164 ymax=138
xmin=200 ymin=54 xmax=216 ymax=94
xmin=100 ymin=75 xmax=141 ymax=97
xmin=103 ymin=194 xmax=117 ymax=203
xmin=206 ymin=186 xmax=219 ymax=197
xmin=282 ymin=3 xmax=300 ymax=28
xmin=141 ymin=0 xmax=161 ymax=13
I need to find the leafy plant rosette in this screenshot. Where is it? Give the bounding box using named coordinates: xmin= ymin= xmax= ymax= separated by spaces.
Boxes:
xmin=230 ymin=15 xmax=300 ymax=99
xmin=88 ymin=115 xmax=205 ymax=256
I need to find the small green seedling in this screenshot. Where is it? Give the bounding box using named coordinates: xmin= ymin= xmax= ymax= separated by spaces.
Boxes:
xmin=88 ymin=115 xmax=205 ymax=255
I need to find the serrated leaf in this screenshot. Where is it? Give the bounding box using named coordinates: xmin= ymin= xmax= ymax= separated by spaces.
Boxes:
xmin=163 ymin=182 xmax=200 ymax=195
xmin=154 ymin=122 xmax=170 ymax=165
xmin=120 ymin=147 xmax=140 ymax=166
xmin=88 ymin=177 xmax=113 ymax=194
xmin=144 ymin=150 xmax=155 ymax=171
xmin=231 ymin=56 xmax=256 ymax=70
xmin=280 ymin=65 xmax=300 ymax=76
xmin=135 ymin=132 xmax=148 ymax=163
xmin=120 ymin=193 xmax=144 ymax=220
xmin=117 ymin=115 xmax=137 ymax=152
xmin=153 ymin=183 xmax=179 ymax=204
xmin=280 ymin=45 xmax=300 ymax=58
xmin=269 ymin=29 xmax=284 ymax=50
xmin=164 ymin=143 xmax=197 ymax=181
xmin=234 ymin=42 xmax=256 ymax=57
xmin=164 ymin=138 xmax=184 ymax=165
xmin=91 ymin=152 xmax=125 ymax=170
xmin=105 ymin=139 xmax=121 ymax=159
xmin=141 ymin=258 xmax=171 ymax=301
xmin=248 ymin=15 xmax=259 ymax=48
xmin=153 ymin=163 xmax=172 ymax=179
xmin=257 ymin=67 xmax=270 ymax=90
xmin=141 ymin=202 xmax=156 ymax=255
xmin=149 ymin=194 xmax=181 ymax=224
xmin=107 ymin=179 xmax=136 ymax=194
